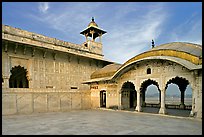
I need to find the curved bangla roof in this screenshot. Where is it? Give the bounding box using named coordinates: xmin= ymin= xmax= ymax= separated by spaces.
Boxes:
xmin=151 ymin=42 xmax=202 ymax=57
xmin=122 ymin=42 xmax=202 ymax=67
xmin=84 ymin=42 xmax=202 ymax=83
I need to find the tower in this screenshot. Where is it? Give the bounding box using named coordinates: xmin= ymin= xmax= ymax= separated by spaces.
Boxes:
xmin=80 ymin=17 xmax=106 ymax=57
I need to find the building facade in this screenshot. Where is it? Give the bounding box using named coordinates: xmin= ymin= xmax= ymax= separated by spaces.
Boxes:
xmin=2 ymin=19 xmax=112 ymax=114
xmin=2 ymin=19 xmax=202 ymax=119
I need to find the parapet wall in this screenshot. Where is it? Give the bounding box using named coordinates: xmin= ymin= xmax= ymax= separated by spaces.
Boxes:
xmin=2 ymin=88 xmax=91 ymax=115
xmin=2 ymin=25 xmax=103 ymax=60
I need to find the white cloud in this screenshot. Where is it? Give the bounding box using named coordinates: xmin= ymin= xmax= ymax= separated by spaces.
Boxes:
xmin=31 ymin=2 xmax=103 ymax=42
xmin=38 ymin=2 xmax=49 ymax=13
xmin=27 ymin=2 xmax=201 ymax=64
xmin=33 ymin=2 xmax=167 ymax=64
xmin=103 ymin=3 xmax=166 ymax=63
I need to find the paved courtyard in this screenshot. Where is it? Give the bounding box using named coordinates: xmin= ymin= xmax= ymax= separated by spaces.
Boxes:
xmin=2 ymin=109 xmax=202 ymax=135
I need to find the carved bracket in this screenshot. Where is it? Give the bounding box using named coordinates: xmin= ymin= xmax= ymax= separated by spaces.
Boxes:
xmin=5 ymin=41 xmax=8 ymax=52
xmin=43 ymin=50 xmax=47 ymax=58
xmin=14 ymin=43 xmax=18 ymax=54
xmin=23 ymin=45 xmax=26 ymax=55
xmin=89 ymin=60 xmax=92 ymax=66
xmin=53 ymin=52 xmax=56 ymax=60
xmin=67 ymin=55 xmax=71 ymax=62
xmin=32 ymin=47 xmax=35 ymax=57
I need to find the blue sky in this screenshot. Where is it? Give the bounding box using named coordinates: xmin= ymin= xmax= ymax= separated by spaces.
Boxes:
xmin=2 ymin=2 xmax=201 ymax=95
xmin=2 ymin=2 xmax=202 ymax=64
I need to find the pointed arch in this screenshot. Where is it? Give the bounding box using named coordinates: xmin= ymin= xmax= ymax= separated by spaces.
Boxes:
xmin=165 ymin=76 xmax=192 ymax=112
xmin=140 ymin=79 xmax=160 ymax=93
xmin=140 ymin=79 xmax=161 ymax=108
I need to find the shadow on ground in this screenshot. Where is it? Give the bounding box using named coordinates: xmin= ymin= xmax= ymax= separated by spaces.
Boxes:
xmin=117 ymin=107 xmax=191 ymax=117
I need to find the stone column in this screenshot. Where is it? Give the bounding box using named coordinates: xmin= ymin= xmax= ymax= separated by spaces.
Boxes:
xmin=142 ymin=91 xmax=146 ymax=107
xmin=159 ymin=91 xmax=161 ymax=103
xmin=118 ymin=90 xmax=122 ymax=110
xmin=2 ymin=75 xmax=10 ymax=88
xmin=159 ymin=89 xmax=167 ymax=114
xmin=189 ymin=70 xmax=197 ymax=117
xmin=2 ymin=53 xmax=10 ymax=89
xmin=85 ymin=33 xmax=88 ymax=42
xmin=191 ymin=70 xmax=202 ymax=119
xmin=135 ymin=90 xmax=142 ymax=112
xmin=99 ymin=33 xmax=102 ymax=43
xmin=190 ymin=96 xmax=195 ymax=117
xmin=180 ymin=90 xmax=185 ymax=109
xmin=90 ymin=30 xmax=94 ymax=41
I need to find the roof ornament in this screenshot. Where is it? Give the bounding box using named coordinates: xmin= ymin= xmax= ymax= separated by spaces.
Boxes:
xmin=152 ymin=39 xmax=155 ymax=48
xmin=92 ymin=17 xmax=94 ymax=22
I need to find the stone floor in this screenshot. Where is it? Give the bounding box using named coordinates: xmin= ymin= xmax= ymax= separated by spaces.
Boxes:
xmin=2 ymin=109 xmax=202 ymax=135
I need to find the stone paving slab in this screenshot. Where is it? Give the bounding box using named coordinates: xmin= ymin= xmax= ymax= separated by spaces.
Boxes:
xmin=2 ymin=109 xmax=202 ymax=135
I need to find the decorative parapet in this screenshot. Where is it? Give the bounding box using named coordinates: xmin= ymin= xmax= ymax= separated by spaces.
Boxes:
xmin=2 ymin=24 xmax=104 ymax=60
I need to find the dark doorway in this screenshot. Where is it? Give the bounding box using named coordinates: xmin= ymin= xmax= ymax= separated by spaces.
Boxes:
xmin=100 ymin=90 xmax=106 ymax=107
xmin=9 ymin=65 xmax=29 ymax=88
xmin=130 ymin=90 xmax=136 ymax=108
xmin=121 ymin=82 xmax=136 ymax=110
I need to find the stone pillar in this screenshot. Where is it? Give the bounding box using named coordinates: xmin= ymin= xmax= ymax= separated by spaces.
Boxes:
xmin=2 ymin=75 xmax=10 ymax=88
xmin=142 ymin=91 xmax=146 ymax=107
xmin=118 ymin=91 xmax=122 ymax=110
xmin=159 ymin=91 xmax=161 ymax=106
xmin=85 ymin=33 xmax=88 ymax=42
xmin=99 ymin=33 xmax=102 ymax=43
xmin=192 ymin=70 xmax=202 ymax=119
xmin=159 ymin=89 xmax=167 ymax=114
xmin=2 ymin=52 xmax=10 ymax=89
xmin=180 ymin=90 xmax=185 ymax=109
xmin=90 ymin=30 xmax=94 ymax=41
xmin=135 ymin=90 xmax=142 ymax=112
xmin=190 ymin=97 xmax=195 ymax=117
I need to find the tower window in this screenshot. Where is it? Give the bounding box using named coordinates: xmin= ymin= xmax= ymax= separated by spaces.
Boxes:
xmin=147 ymin=68 xmax=151 ymax=74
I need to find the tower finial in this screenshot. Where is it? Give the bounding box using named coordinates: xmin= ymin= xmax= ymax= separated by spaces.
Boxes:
xmin=92 ymin=17 xmax=94 ymax=22
xmin=152 ymin=39 xmax=155 ymax=48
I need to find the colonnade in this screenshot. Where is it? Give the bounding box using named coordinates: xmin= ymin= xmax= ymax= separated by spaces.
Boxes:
xmin=119 ymin=77 xmax=191 ymax=115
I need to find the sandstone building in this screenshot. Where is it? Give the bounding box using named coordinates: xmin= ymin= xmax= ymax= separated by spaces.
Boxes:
xmin=2 ymin=18 xmax=202 ymax=119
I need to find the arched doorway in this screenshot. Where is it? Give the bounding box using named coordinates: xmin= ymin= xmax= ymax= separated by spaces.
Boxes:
xmin=165 ymin=76 xmax=192 ymax=117
xmin=121 ymin=82 xmax=136 ymax=110
xmin=9 ymin=65 xmax=29 ymax=88
xmin=140 ymin=79 xmax=161 ymax=114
